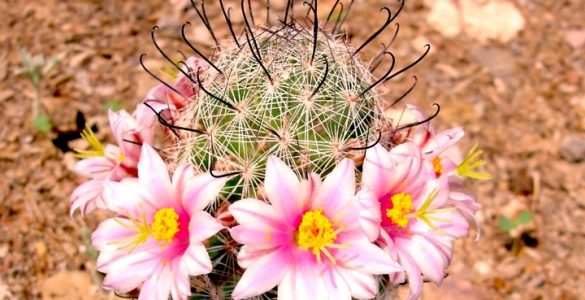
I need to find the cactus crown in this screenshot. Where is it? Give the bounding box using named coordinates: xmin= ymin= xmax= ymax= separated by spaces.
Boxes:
xmin=176 ymin=26 xmax=386 ymax=200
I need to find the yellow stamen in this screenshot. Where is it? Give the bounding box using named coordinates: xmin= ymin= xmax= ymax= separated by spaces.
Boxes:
xmin=109 ymin=211 xmax=151 ymax=253
xmin=296 ymin=209 xmax=342 ymax=264
xmin=456 ymin=144 xmax=492 ymax=180
xmin=74 ymin=124 xmax=105 ymax=158
xmin=109 ymin=208 xmax=181 ymax=253
xmin=151 ymin=208 xmax=180 ymax=243
xmin=432 ymin=156 xmax=443 ymax=177
xmin=386 ymin=193 xmax=413 ymax=228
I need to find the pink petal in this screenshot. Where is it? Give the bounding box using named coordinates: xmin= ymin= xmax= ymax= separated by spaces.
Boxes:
xmin=229 ymin=223 xmax=288 ymax=250
xmin=169 ymin=258 xmax=191 ymax=300
xmin=102 ymin=179 xmax=155 ymax=219
xmin=441 ymin=157 xmax=458 ymax=175
xmin=277 ymin=265 xmax=327 ymax=300
xmin=338 ymin=269 xmax=378 ymax=299
xmin=182 ymin=173 xmax=227 ymax=214
xmin=362 ymin=144 xmax=394 ymax=198
xmin=74 ymin=156 xmax=116 ymax=179
xmin=264 ymin=156 xmax=302 ymax=223
xmin=324 ymin=269 xmax=352 ymax=300
xmin=138 ymin=144 xmax=173 ymax=206
xmin=313 ymin=158 xmax=355 ymax=213
xmin=398 ymin=235 xmax=447 ymax=284
xmin=390 ymin=143 xmax=428 ymax=195
xmin=298 ymin=172 xmax=322 ymax=212
xmin=341 ymin=241 xmax=402 ymax=275
xmin=447 ymin=192 xmax=481 ymax=238
xmin=189 ymin=211 xmax=223 ymax=243
xmin=92 ymin=218 xmax=136 ymax=251
xmin=138 ymin=268 xmax=171 ymax=300
xmin=355 ymin=188 xmax=381 ymax=242
xmin=228 ymin=198 xmax=283 ymax=227
xmin=236 ymin=245 xmax=273 ymax=269
xmin=133 ymin=101 xmax=163 ymax=133
xmin=232 ymin=249 xmax=289 ymax=300
xmin=171 ymin=164 xmax=195 ymax=198
xmin=180 ymin=244 xmax=212 ymax=276
xmin=70 ymin=179 xmax=105 ymax=216
xmin=412 ymin=177 xmax=449 ymax=211
xmin=421 ymin=127 xmax=465 ymax=158
xmin=397 ymin=250 xmax=423 ymax=300
xmin=101 ymin=251 xmax=159 ymax=294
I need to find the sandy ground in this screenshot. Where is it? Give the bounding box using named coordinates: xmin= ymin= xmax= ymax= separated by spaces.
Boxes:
xmin=1 ymin=0 xmax=584 ymax=299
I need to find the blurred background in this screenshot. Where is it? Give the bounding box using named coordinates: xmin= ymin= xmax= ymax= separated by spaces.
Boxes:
xmin=1 ymin=0 xmax=584 ymax=299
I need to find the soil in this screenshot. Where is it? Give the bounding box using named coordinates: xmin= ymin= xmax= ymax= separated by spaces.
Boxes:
xmin=1 ymin=0 xmax=584 ymax=299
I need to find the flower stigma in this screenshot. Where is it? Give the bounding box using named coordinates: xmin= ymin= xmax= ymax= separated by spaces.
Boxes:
xmin=386 ymin=192 xmax=413 ymax=228
xmin=75 ymin=124 xmax=105 ymax=158
xmin=456 ymin=144 xmax=491 ymax=180
xmin=296 ymin=209 xmax=343 ymax=264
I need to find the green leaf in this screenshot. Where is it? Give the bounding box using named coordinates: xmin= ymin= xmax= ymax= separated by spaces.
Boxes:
xmin=498 ymin=216 xmax=517 ymax=231
xmin=102 ymin=100 xmax=123 ymax=112
xmin=516 ymin=210 xmax=534 ymax=224
xmin=32 ymin=115 xmax=53 ymax=133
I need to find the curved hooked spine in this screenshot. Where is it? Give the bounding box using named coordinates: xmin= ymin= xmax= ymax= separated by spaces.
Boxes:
xmin=383 ymin=44 xmax=431 ymax=83
xmin=181 ymin=22 xmax=224 ymax=75
xmin=151 ymin=26 xmax=198 ymax=86
xmin=394 ymin=103 xmax=441 ymax=132
xmin=219 ymin=0 xmax=240 ymax=47
xmin=189 ymin=0 xmax=220 ymax=49
xmin=358 ymin=52 xmax=396 ymax=98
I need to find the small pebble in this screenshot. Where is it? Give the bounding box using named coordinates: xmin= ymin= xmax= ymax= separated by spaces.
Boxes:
xmin=559 ymin=135 xmax=585 ymax=163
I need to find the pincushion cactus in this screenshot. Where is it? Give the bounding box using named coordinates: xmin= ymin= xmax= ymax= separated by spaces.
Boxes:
xmin=70 ymin=1 xmax=488 ymax=299
xmin=175 ymin=25 xmax=387 ymax=200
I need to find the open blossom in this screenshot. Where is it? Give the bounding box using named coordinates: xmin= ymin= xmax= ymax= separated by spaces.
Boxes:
xmin=92 ymin=144 xmax=226 ymax=300
xmin=229 ymin=156 xmax=400 ymax=300
xmin=360 ymin=143 xmax=478 ymax=300
xmin=134 ymin=56 xmax=208 ymax=129
xmin=70 ymin=109 xmax=154 ymax=215
xmin=386 ymin=105 xmax=490 ymax=180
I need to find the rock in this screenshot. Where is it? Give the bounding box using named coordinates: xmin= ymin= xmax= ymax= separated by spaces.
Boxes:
xmin=565 ymin=30 xmax=585 ymax=49
xmin=425 ymin=0 xmax=525 ymax=43
xmin=460 ymin=0 xmax=525 ymax=43
xmin=426 ymin=0 xmax=461 ymax=38
xmin=559 ymin=135 xmax=585 ymax=163
xmin=40 ymin=271 xmax=96 ymax=300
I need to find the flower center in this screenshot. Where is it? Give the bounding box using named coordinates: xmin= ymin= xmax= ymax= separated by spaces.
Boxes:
xmin=151 ymin=208 xmax=180 ymax=243
xmin=386 ymin=192 xmax=413 ymax=228
xmin=432 ymin=156 xmax=443 ymax=177
xmin=296 ymin=209 xmax=340 ymax=264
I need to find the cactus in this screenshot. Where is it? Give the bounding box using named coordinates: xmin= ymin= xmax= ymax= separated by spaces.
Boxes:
xmin=135 ymin=0 xmax=435 ymax=298
xmin=174 ymin=26 xmax=387 ymax=200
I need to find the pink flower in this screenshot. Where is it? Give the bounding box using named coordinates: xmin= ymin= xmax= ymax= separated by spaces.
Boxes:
xmin=229 ymin=157 xmax=400 ymax=300
xmin=71 ymin=109 xmax=154 ymax=215
xmin=135 ymin=56 xmax=208 ymax=129
xmin=360 ymin=143 xmax=476 ymax=299
xmin=386 ymin=105 xmax=490 ymax=180
xmin=385 ymin=105 xmax=464 ymax=178
xmin=92 ymin=144 xmax=226 ymax=300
